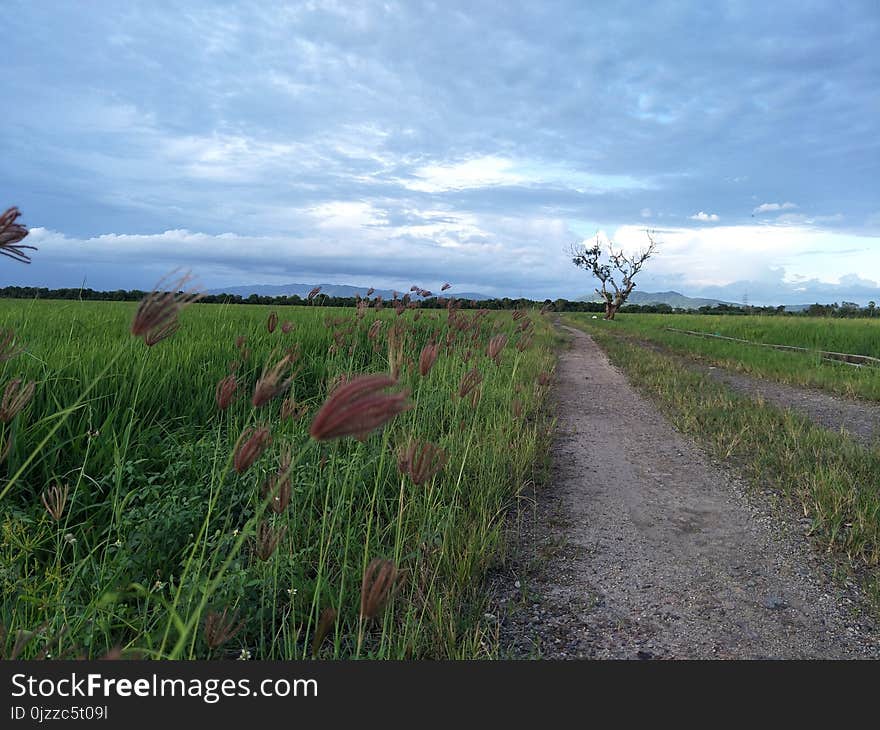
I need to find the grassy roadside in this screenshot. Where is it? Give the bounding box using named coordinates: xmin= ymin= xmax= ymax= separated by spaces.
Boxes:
xmin=564 ymin=312 xmax=880 ymax=401
xmin=565 ymin=316 xmax=880 ymax=602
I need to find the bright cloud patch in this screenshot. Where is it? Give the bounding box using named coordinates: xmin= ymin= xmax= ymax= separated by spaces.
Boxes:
xmin=753 ymin=202 xmax=798 ymax=214
xmin=689 ymin=211 xmax=720 ymax=222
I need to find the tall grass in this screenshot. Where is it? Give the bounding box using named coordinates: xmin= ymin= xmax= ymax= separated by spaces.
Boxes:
xmin=0 ymin=298 xmax=556 ymax=659
xmin=565 ymin=312 xmax=880 ymax=400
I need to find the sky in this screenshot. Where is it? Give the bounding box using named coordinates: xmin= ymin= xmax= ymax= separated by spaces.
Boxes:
xmin=2 ymin=0 xmax=879 ymax=305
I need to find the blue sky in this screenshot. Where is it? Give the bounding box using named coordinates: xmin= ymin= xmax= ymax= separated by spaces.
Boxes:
xmin=2 ymin=0 xmax=879 ymax=304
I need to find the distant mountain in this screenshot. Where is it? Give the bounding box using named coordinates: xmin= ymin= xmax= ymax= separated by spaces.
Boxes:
xmin=578 ymin=289 xmax=741 ymax=309
xmin=207 ymin=282 xmax=492 ymax=301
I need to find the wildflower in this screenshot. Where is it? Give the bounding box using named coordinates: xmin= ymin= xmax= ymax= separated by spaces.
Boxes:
xmin=204 ymin=608 xmax=244 ymax=650
xmin=457 ymin=368 xmax=483 ymax=399
xmin=267 ymin=311 xmax=278 ymax=333
xmin=309 ymin=374 xmax=411 ymax=442
xmin=238 ymin=648 xmax=251 ymax=661
xmin=281 ymin=320 xmax=294 ymax=334
xmin=41 ymin=482 xmax=69 ymax=522
xmin=214 ymin=374 xmax=239 ymax=410
xmin=0 ymin=207 xmax=36 ymax=263
xmin=255 ymin=520 xmax=287 ymax=561
xmin=232 ymin=426 xmax=271 ymax=473
xmin=113 ymin=539 xmax=122 ymax=548
xmin=63 ymin=533 xmax=77 ymax=546
xmin=0 ymin=378 xmax=35 ymax=422
xmin=287 ymin=587 xmax=297 ymax=597
xmin=130 ymin=271 xmax=201 ymax=347
xmin=441 ymin=282 xmax=452 ymax=291
xmin=252 ymin=355 xmax=297 ymax=407
xmin=360 ymin=558 xmax=399 ymax=620
xmin=307 ymin=286 xmax=321 ymax=301
xmin=418 ymin=343 xmax=440 ymax=376
xmin=487 ymin=334 xmax=508 ymax=364
xmin=0 ymin=329 xmax=22 ymax=362
xmin=261 ymin=452 xmax=292 ymax=514
xmin=397 ymin=440 xmax=448 ymax=485
xmin=311 ymin=607 xmax=338 ymax=658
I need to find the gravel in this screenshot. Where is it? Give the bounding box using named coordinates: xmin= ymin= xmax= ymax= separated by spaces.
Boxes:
xmin=488 ymin=326 xmax=880 ymax=659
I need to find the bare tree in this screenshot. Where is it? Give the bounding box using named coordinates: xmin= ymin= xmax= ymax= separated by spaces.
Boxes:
xmin=569 ymin=231 xmax=657 ymax=320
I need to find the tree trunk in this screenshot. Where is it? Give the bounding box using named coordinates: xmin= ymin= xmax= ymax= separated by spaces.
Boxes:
xmin=604 ymin=302 xmax=618 ymax=320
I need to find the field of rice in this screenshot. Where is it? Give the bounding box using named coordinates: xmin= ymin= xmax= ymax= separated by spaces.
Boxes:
xmin=0 ymin=296 xmax=556 ymax=659
xmin=567 ymin=313 xmax=880 ymax=400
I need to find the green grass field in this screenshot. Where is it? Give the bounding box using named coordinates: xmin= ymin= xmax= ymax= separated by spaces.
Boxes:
xmin=565 ymin=313 xmax=880 ymax=400
xmin=0 ymin=298 xmax=557 ymax=659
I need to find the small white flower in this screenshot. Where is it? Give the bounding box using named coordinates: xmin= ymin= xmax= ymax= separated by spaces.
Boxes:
xmin=113 ymin=539 xmax=122 ymax=548
xmin=233 ymin=529 xmax=240 ymax=537
xmin=63 ymin=533 xmax=76 ymax=546
xmin=238 ymin=648 xmax=251 ymax=661
xmin=287 ymin=587 xmax=297 ymax=596
xmin=153 ymin=580 xmax=166 ymax=591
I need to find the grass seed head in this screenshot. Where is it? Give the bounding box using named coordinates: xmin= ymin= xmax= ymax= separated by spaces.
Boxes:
xmin=41 ymin=482 xmax=69 ymax=522
xmin=267 ymin=311 xmax=278 ymax=333
xmin=309 ymin=374 xmax=411 ymax=441
xmin=418 ymin=343 xmax=440 ymax=376
xmin=233 ymin=426 xmax=271 ymax=473
xmin=311 ymin=607 xmax=338 ymax=658
xmin=0 ymin=378 xmax=35 ymax=422
xmin=130 ymin=271 xmax=201 ymax=346
xmin=204 ymin=608 xmax=244 ymax=650
xmin=0 ymin=207 xmax=36 ymax=264
xmin=252 ymin=354 xmax=297 ymax=407
xmin=397 ymin=440 xmax=448 ymax=485
xmin=0 ymin=329 xmax=22 ymax=362
xmin=457 ymin=368 xmax=482 ymax=399
xmin=487 ymin=333 xmax=508 ymax=364
xmin=261 ymin=451 xmax=292 ymax=514
xmin=255 ymin=520 xmax=287 ymax=561
xmin=360 ymin=558 xmax=399 ymax=620
xmin=215 ymin=374 xmax=239 ymax=410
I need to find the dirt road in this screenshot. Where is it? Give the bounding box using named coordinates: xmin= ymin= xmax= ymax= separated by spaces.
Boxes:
xmin=495 ymin=326 xmax=879 ymax=659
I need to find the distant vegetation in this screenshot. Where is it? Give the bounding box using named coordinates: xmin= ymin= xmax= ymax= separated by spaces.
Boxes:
xmin=0 ymin=285 xmax=876 ymax=318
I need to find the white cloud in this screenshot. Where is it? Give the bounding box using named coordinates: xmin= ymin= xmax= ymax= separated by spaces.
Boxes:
xmin=689 ymin=211 xmax=720 ymax=222
xmin=753 ymin=201 xmax=798 ymax=214
xmin=640 ymin=208 xmax=652 ymax=218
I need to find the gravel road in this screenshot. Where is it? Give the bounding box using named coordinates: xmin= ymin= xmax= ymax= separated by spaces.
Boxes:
xmin=492 ymin=326 xmax=880 ymax=659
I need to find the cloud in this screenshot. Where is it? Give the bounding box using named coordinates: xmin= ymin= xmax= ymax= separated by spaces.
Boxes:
xmin=2 ymin=0 xmax=879 ymax=297
xmin=753 ymin=202 xmax=798 ymax=214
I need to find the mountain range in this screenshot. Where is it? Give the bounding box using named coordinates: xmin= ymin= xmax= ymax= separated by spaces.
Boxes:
xmin=208 ymin=282 xmax=493 ymax=301
xmin=578 ymin=289 xmax=741 ymax=309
